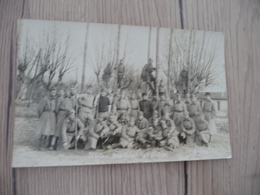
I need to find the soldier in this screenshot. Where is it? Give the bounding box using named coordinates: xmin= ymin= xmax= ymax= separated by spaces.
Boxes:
xmin=141 ymin=58 xmax=156 ymax=89
xmin=78 ymin=85 xmax=97 ymax=132
xmin=117 ymin=59 xmax=125 ymax=88
xmin=129 ymin=93 xmax=140 ymax=120
xmin=158 ymin=80 xmax=166 ymax=96
xmin=139 ymin=93 xmax=154 ymax=120
xmin=187 ymin=94 xmax=201 ymax=128
xmin=159 ymin=119 xmax=179 ymax=149
xmin=112 ymin=89 xmax=121 ymax=110
xmin=180 ymin=67 xmax=188 ymax=94
xmin=70 ymin=87 xmax=78 ymax=109
xmin=162 ymin=112 xmax=175 ymax=131
xmin=196 ymin=113 xmax=211 ymax=146
xmin=101 ymin=113 xmax=122 ymax=149
xmin=61 ymin=109 xmax=86 ymax=150
xmin=115 ymin=90 xmax=131 ymax=120
xmin=148 ymin=110 xmax=160 ymax=126
xmin=149 ymin=118 xmax=163 ymax=147
xmin=37 ymin=87 xmax=56 ymax=150
xmin=97 ymin=89 xmax=111 ymax=119
xmin=50 ymin=88 xmax=74 ymax=150
xmin=173 ymin=93 xmax=186 ymax=131
xmin=160 ymin=97 xmax=174 ymax=118
xmin=153 ymin=94 xmax=165 ymax=114
xmin=113 ymin=117 xmax=139 ymax=149
xmin=184 ymin=93 xmax=191 ymax=109
xmin=84 ymin=116 xmax=109 ymax=150
xmin=202 ymin=92 xmax=217 ymax=134
xmin=180 ymin=111 xmax=196 ymax=145
xmin=135 ymin=112 xmax=150 ymax=148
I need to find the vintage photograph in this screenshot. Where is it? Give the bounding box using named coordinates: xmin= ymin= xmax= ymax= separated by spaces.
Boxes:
xmin=13 ymin=19 xmax=231 ymax=167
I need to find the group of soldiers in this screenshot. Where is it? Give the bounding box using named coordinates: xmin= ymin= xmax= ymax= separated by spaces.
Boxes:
xmin=37 ymin=83 xmax=217 ymax=152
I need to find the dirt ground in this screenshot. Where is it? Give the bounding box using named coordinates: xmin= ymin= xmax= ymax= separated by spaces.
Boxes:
xmin=12 ymin=105 xmax=232 ymax=167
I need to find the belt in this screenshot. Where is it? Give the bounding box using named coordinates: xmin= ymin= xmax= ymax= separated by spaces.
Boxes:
xmin=67 ymin=131 xmax=75 ymax=134
xmin=132 ymin=108 xmax=138 ymax=110
xmin=185 ymin=127 xmax=192 ymax=130
xmin=174 ymin=110 xmax=183 ymax=113
xmin=117 ymin=108 xmax=127 ymax=110
xmin=204 ymin=111 xmax=212 ymax=112
xmin=82 ymin=105 xmax=93 ymax=109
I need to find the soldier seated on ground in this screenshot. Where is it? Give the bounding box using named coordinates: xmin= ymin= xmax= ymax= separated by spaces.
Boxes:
xmin=159 ymin=120 xmax=179 ymax=150
xmin=148 ymin=110 xmax=160 ymax=126
xmin=100 ymin=113 xmax=122 ymax=149
xmin=112 ymin=117 xmax=139 ymax=149
xmin=61 ymin=110 xmax=87 ymax=150
xmin=196 ymin=113 xmax=211 ymax=147
xmin=84 ymin=116 xmax=109 ymax=150
xmin=180 ymin=111 xmax=196 ymax=145
xmin=118 ymin=112 xmax=129 ymax=126
xmin=135 ymin=112 xmax=151 ymax=148
xmin=148 ymin=118 xmax=163 ymax=147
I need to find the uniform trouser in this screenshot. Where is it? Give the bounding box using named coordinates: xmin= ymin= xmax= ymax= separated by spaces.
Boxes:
xmin=173 ymin=112 xmax=183 ymax=128
xmin=65 ymin=132 xmax=75 ymax=148
xmin=78 ymin=111 xmax=95 ymax=130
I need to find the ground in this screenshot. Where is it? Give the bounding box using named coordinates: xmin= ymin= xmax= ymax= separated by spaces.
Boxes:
xmin=12 ymin=105 xmax=232 ymax=167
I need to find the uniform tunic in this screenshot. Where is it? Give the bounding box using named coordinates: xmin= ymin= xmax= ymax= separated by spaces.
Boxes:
xmin=55 ymin=97 xmax=73 ymax=137
xmin=160 ymin=104 xmax=174 ymax=118
xmin=196 ymin=119 xmax=211 ymax=145
xmin=120 ymin=125 xmax=138 ymax=148
xmin=103 ymin=120 xmax=122 ymax=145
xmin=181 ymin=117 xmax=196 ymax=144
xmin=61 ymin=117 xmax=84 ymax=146
xmin=130 ymin=99 xmax=140 ymax=119
xmin=173 ymin=101 xmax=186 ymax=128
xmin=139 ymin=100 xmax=153 ymax=119
xmin=187 ymin=101 xmax=201 ymax=127
xmin=37 ymin=95 xmax=56 ymax=136
xmin=116 ymin=98 xmax=131 ymax=120
xmin=135 ymin=117 xmax=149 ymax=143
xmin=202 ymin=100 xmax=217 ymax=134
xmin=98 ymin=96 xmax=110 ymax=119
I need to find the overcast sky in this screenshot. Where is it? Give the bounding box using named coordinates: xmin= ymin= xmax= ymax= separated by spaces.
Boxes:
xmin=18 ymin=19 xmax=226 ymax=92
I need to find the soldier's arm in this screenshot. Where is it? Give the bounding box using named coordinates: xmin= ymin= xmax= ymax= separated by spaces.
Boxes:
xmin=37 ymin=98 xmax=45 ymax=118
xmin=61 ymin=121 xmax=68 ymax=144
xmin=77 ymin=118 xmax=86 ymax=137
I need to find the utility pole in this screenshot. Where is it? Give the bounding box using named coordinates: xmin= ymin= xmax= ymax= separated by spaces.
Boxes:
xmin=81 ymin=23 xmax=89 ymax=93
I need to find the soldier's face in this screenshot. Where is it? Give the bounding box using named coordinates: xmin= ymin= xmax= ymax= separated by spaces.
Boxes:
xmin=153 ymin=120 xmax=158 ymax=126
xmin=143 ymin=95 xmax=147 ymax=100
xmin=191 ymin=97 xmax=196 ymax=102
xmin=129 ymin=120 xmax=135 ymax=126
xmin=101 ymin=91 xmax=106 ymax=96
xmin=50 ymin=90 xmax=56 ymax=98
xmin=205 ymin=95 xmax=210 ymax=100
xmin=121 ymin=92 xmax=125 ymax=98
xmin=69 ymin=111 xmax=75 ymax=120
xmin=87 ymin=87 xmax=93 ymax=94
xmin=177 ymin=96 xmax=181 ymax=101
xmin=164 ymin=113 xmax=169 ymax=119
xmin=138 ymin=115 xmax=143 ymax=120
xmin=132 ymin=94 xmax=136 ymax=99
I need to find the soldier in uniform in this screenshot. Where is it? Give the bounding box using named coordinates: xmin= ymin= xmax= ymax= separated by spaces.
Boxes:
xmin=160 ymin=97 xmax=174 ymax=118
xmin=115 ymin=90 xmax=131 ymax=120
xmin=97 ymin=89 xmax=111 ymax=119
xmin=148 ymin=110 xmax=160 ymax=126
xmin=195 ymin=113 xmax=211 ymax=146
xmin=135 ymin=112 xmax=150 ymax=148
xmin=148 ymin=118 xmax=163 ymax=147
xmin=180 ymin=67 xmax=188 ymax=94
xmin=129 ymin=93 xmax=140 ymax=120
xmin=117 ymin=59 xmax=125 ymax=88
xmin=50 ymin=88 xmax=74 ymax=150
xmin=37 ymin=87 xmax=56 ymax=150
xmin=113 ymin=117 xmax=139 ymax=149
xmin=158 ymin=80 xmax=166 ymax=96
xmin=78 ymin=85 xmax=97 ymax=133
xmin=184 ymin=93 xmax=191 ymax=109
xmin=187 ymin=94 xmax=201 ymax=128
xmin=139 ymin=93 xmax=154 ymax=120
xmin=61 ymin=110 xmax=86 ymax=150
xmin=173 ymin=93 xmax=187 ymax=131
xmin=202 ymin=92 xmax=217 ymax=134
xmin=153 ymin=94 xmax=165 ymax=114
xmin=141 ymin=58 xmax=156 ymax=89
xmin=70 ymin=87 xmax=78 ymax=109
xmin=180 ymin=111 xmax=196 ymax=145
xmin=101 ymin=113 xmax=122 ymax=149
xmin=84 ymin=116 xmax=109 ymax=150
xmin=159 ymin=119 xmax=179 ymax=149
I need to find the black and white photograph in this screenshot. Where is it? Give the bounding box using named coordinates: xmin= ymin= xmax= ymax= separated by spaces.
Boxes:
xmin=13 ymin=19 xmax=231 ymax=167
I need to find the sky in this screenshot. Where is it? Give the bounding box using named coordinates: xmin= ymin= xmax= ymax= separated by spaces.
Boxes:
xmin=18 ymin=19 xmax=226 ymax=92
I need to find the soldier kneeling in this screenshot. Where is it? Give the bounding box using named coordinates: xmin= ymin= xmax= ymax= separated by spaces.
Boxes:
xmin=61 ymin=110 xmax=87 ymax=150
xmin=196 ymin=113 xmax=211 ymax=147
xmin=148 ymin=118 xmax=163 ymax=147
xmin=160 ymin=120 xmax=180 ymax=151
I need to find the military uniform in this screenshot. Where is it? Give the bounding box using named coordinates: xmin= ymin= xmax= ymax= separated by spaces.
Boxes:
xmin=85 ymin=119 xmax=109 ymax=150
xmin=160 ymin=103 xmax=174 ymax=118
xmin=98 ymin=95 xmax=110 ymax=119
xmin=135 ymin=117 xmax=149 ymax=145
xmin=202 ymin=99 xmax=217 ymax=134
xmin=139 ymin=99 xmax=154 ymax=119
xmin=153 ymin=100 xmax=165 ymax=114
xmin=101 ymin=119 xmax=122 ymax=147
xmin=119 ymin=124 xmax=139 ymax=148
xmin=196 ymin=119 xmax=211 ymax=146
xmin=61 ymin=117 xmax=85 ymax=149
xmin=117 ymin=63 xmax=125 ymax=88
xmin=173 ymin=100 xmax=186 ymax=129
xmin=180 ymin=117 xmax=196 ymax=145
xmin=160 ymin=123 xmax=179 ymax=148
xmin=116 ymin=97 xmax=131 ymax=120
xmin=149 ymin=124 xmax=163 ymax=146
xmin=130 ymin=99 xmax=140 ymax=120
xmin=187 ymin=101 xmax=201 ymax=127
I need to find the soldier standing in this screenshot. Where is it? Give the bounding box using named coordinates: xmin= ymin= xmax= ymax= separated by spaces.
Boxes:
xmin=97 ymin=89 xmax=111 ymax=119
xmin=173 ymin=93 xmax=187 ymax=131
xmin=117 ymin=59 xmax=125 ymax=88
xmin=153 ymin=94 xmax=165 ymax=114
xmin=160 ymin=97 xmax=174 ymax=118
xmin=187 ymin=94 xmax=201 ymax=128
xmin=129 ymin=93 xmax=140 ymax=120
xmin=139 ymin=93 xmax=153 ymax=120
xmin=141 ymin=58 xmax=156 ymax=90
xmin=115 ymin=90 xmax=131 ymax=120
xmin=78 ymin=85 xmax=97 ymax=133
xmin=202 ymin=92 xmax=217 ymax=134
xmin=50 ymin=89 xmax=73 ymax=150
xmin=37 ymin=88 xmax=56 ymax=150
xmin=180 ymin=67 xmax=188 ymax=94
xmin=184 ymin=93 xmax=191 ymax=109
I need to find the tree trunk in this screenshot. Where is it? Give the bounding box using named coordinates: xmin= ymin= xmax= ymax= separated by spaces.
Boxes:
xmin=167 ymin=28 xmax=173 ymax=98
xmin=81 ymin=23 xmax=89 ymax=93
xmin=155 ymin=27 xmax=160 ymax=98
xmin=114 ymin=25 xmax=121 ymax=90
xmin=147 ymin=27 xmax=152 ymax=61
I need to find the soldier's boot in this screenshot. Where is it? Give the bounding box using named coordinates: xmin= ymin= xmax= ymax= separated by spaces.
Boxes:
xmin=49 ymin=136 xmax=57 ymax=151
xmin=54 ymin=137 xmax=59 ymax=150
xmin=47 ymin=135 xmax=54 ymax=148
xmin=39 ymin=135 xmax=46 ymax=151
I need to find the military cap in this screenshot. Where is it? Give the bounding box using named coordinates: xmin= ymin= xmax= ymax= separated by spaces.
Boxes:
xmin=205 ymin=92 xmax=211 ymax=96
